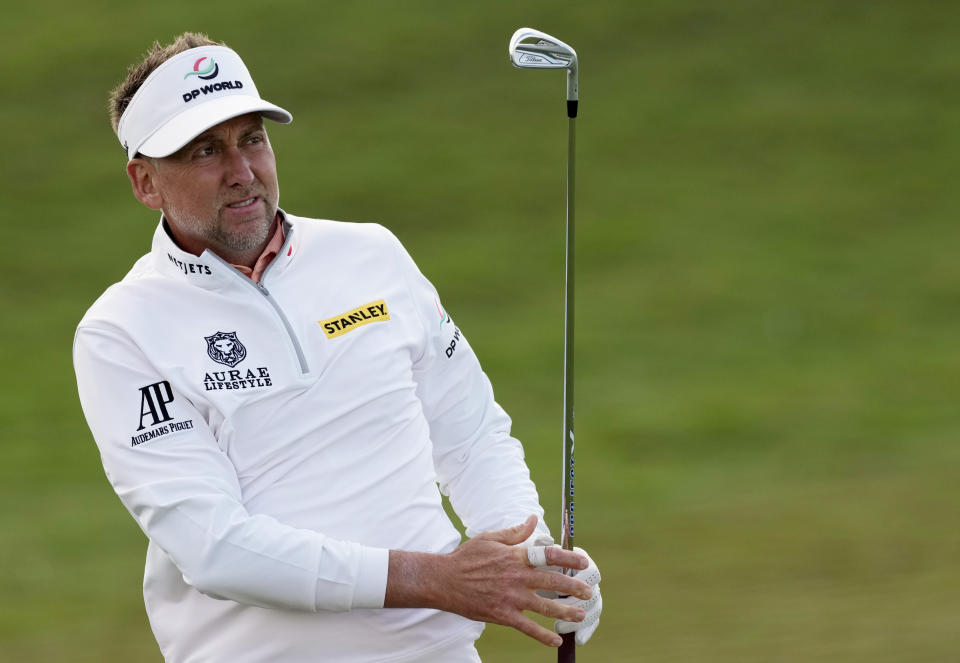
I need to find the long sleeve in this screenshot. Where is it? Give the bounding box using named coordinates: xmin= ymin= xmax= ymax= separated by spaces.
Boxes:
xmin=73 ymin=323 xmax=389 ymax=612
xmin=387 ymin=232 xmax=553 ymax=542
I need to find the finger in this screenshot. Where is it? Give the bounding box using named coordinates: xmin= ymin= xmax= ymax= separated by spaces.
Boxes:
xmin=527 ymin=594 xmax=586 ymax=623
xmin=555 ymin=586 xmax=602 ymax=646
xmin=526 ymin=545 xmax=548 ymax=568
xmin=571 ymin=547 xmax=602 ymax=586
xmin=474 ymin=514 xmax=538 ymax=545
xmin=550 ymin=618 xmax=600 ymax=646
xmin=575 ymin=620 xmax=599 ymax=646
xmin=554 ymin=586 xmax=601 ymax=623
xmin=573 ymin=564 xmax=601 ymax=588
xmin=510 ymin=612 xmax=564 ymax=647
xmin=558 ymin=586 xmax=600 ymax=614
xmin=533 ymin=570 xmax=593 ymax=600
xmin=555 ymin=591 xmax=602 ymax=635
xmin=543 ymin=546 xmax=588 ymax=571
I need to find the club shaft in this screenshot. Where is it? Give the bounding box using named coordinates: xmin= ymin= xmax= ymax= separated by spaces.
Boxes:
xmin=561 ymin=115 xmax=576 ymax=553
xmin=558 ymin=115 xmax=577 ymax=663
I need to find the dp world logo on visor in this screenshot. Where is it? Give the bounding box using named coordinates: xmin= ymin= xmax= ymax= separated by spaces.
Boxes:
xmin=185 ymin=56 xmax=219 ymax=81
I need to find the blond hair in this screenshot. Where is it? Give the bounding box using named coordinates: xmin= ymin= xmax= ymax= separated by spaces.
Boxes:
xmin=108 ymin=32 xmax=223 ymax=132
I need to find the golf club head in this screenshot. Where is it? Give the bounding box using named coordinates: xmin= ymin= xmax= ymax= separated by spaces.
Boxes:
xmin=509 ymin=27 xmax=579 ymax=108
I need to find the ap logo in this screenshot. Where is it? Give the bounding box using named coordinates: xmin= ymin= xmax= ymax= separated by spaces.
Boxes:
xmin=205 ymin=331 xmax=247 ymax=367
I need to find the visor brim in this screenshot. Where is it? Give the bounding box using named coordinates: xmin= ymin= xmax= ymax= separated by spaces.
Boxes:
xmin=135 ymin=95 xmax=292 ymax=159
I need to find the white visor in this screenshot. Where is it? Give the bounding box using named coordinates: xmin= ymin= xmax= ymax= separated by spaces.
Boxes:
xmin=116 ymin=45 xmax=292 ymax=160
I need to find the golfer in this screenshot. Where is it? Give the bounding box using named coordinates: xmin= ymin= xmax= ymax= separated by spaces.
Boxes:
xmin=74 ymin=33 xmax=601 ymax=663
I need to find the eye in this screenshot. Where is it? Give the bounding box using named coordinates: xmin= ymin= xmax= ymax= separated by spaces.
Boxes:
xmin=193 ymin=144 xmax=216 ymax=159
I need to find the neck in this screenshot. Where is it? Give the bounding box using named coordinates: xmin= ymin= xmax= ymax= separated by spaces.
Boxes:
xmin=162 ymin=214 xmax=277 ymax=268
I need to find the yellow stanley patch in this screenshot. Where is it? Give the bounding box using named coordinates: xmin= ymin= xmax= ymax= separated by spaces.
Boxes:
xmin=319 ymin=299 xmax=390 ymax=339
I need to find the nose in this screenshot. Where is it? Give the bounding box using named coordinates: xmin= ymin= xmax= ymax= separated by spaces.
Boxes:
xmin=223 ymin=146 xmax=255 ymax=186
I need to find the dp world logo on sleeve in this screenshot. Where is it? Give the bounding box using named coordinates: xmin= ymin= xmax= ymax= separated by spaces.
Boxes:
xmin=205 ymin=331 xmax=247 ymax=367
xmin=185 ymin=56 xmax=219 ymax=80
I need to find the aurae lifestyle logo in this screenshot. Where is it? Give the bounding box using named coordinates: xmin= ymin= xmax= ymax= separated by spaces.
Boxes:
xmin=205 ymin=331 xmax=247 ymax=367
xmin=203 ymin=331 xmax=274 ymax=391
xmin=203 ymin=367 xmax=273 ymax=392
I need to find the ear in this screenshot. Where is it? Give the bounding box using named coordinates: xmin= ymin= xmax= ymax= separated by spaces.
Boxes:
xmin=126 ymin=158 xmax=164 ymax=210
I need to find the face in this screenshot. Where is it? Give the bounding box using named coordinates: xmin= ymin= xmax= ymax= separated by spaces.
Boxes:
xmin=214 ymin=339 xmax=234 ymax=354
xmin=128 ymin=113 xmax=280 ymax=262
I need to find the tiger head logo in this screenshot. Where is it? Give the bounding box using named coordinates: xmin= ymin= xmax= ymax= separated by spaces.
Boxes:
xmin=205 ymin=331 xmax=247 ymax=368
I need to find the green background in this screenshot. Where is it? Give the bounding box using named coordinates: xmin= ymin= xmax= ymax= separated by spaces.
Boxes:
xmin=2 ymin=1 xmax=959 ymax=661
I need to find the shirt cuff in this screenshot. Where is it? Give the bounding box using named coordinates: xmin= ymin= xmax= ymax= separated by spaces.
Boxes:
xmin=350 ymin=546 xmax=390 ymax=609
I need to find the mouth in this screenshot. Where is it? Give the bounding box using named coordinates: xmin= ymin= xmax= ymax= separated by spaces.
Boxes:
xmin=225 ymin=197 xmax=259 ymax=210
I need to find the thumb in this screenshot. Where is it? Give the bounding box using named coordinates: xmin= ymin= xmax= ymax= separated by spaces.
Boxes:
xmin=474 ymin=514 xmax=538 ymax=545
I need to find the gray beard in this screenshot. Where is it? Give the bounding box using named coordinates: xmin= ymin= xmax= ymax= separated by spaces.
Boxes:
xmin=207 ymin=212 xmax=274 ymax=252
xmin=166 ymin=199 xmax=277 ymax=257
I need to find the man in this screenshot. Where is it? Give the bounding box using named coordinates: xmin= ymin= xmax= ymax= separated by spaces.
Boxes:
xmin=74 ymin=33 xmax=601 ymax=663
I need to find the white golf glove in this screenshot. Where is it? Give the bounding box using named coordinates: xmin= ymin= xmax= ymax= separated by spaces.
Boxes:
xmin=524 ymin=536 xmax=602 ymax=646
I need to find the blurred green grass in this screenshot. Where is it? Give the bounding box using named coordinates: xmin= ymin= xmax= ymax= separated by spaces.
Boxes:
xmin=2 ymin=0 xmax=960 ymax=661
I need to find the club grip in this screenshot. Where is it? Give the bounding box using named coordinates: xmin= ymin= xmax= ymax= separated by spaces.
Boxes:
xmin=558 ymin=632 xmax=576 ymax=662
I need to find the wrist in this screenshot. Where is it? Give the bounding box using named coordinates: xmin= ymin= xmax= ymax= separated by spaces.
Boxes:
xmin=384 ymin=549 xmax=447 ymax=610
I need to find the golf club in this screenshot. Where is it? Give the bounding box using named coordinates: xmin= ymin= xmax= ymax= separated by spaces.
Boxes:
xmin=508 ymin=27 xmax=579 ymax=663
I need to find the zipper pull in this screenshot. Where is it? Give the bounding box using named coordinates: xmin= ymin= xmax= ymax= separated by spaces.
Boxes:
xmin=257 ymin=282 xmax=270 ymax=296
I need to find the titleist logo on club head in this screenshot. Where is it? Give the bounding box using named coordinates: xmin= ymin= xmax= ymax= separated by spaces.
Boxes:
xmin=519 ymin=53 xmax=548 ymax=64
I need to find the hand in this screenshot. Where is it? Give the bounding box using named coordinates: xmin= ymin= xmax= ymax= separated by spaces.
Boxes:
xmin=543 ymin=547 xmax=602 ymax=646
xmin=523 ymin=536 xmax=602 ymax=646
xmin=385 ymin=515 xmax=594 ymax=647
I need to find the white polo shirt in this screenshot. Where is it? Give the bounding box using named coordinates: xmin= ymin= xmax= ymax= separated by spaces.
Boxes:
xmin=74 ymin=213 xmax=550 ymax=662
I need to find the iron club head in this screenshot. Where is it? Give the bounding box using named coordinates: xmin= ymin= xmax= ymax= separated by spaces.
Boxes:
xmin=509 ymin=27 xmax=578 ymax=106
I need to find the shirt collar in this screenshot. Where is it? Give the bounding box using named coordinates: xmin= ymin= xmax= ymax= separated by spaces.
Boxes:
xmin=151 ymin=209 xmax=296 ymax=288
xmin=230 ymin=215 xmax=285 ymax=283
